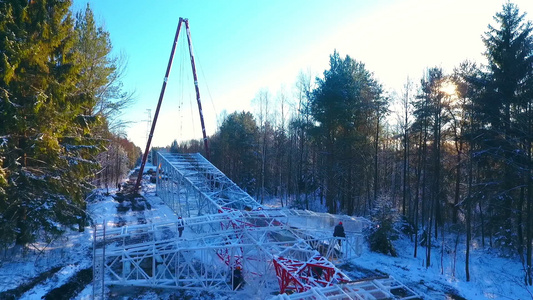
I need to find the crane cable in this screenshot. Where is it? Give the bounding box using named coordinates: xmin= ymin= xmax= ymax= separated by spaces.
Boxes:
xmin=194 ymin=48 xmax=219 ymax=131
xmin=177 ymin=32 xmax=186 ymax=144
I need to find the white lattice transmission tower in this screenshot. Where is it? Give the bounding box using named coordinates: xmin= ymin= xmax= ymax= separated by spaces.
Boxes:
xmin=93 ymin=152 xmax=421 ymax=299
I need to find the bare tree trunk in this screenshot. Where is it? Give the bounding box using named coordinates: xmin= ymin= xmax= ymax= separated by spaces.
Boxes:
xmin=433 ymin=92 xmax=442 ymax=240
xmin=453 ymin=140 xmax=462 ymax=224
xmin=479 ymin=200 xmax=486 ymax=248
xmin=453 ymin=234 xmax=459 ymax=278
xmin=414 ymin=186 xmax=420 ymax=258
xmin=348 ymin=164 xmax=354 ymax=215
xmin=403 ymin=121 xmax=409 ymax=217
xmin=466 ymin=100 xmax=475 ymax=282
xmin=527 ymin=101 xmax=532 ymax=285
xmin=325 ymin=133 xmax=336 ymax=214
xmin=466 ymin=195 xmax=472 ymax=282
xmin=518 ymin=187 xmax=526 ymax=282
xmin=402 ymin=79 xmax=412 ymax=218
xmin=413 ymin=130 xmax=425 ymax=258
xmin=105 ymin=151 xmax=109 ymax=194
xmin=261 ymin=135 xmax=266 ymax=204
xmin=374 ymin=107 xmax=380 ymax=205
xmin=526 ymin=161 xmax=533 ymax=285
xmin=420 ymin=114 xmax=429 ymax=263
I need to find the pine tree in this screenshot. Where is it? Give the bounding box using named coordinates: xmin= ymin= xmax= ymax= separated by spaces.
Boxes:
xmin=0 ymin=0 xmax=80 ymax=245
xmin=310 ymin=51 xmax=384 ymax=214
xmin=0 ymin=0 xmax=123 ymax=247
xmin=212 ymin=111 xmax=260 ymax=194
xmin=74 ymin=5 xmax=134 ymax=191
xmin=471 ymin=2 xmax=533 ymax=283
xmin=74 ymin=4 xmax=131 ymax=125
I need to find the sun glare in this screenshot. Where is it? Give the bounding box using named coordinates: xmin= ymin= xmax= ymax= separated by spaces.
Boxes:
xmin=440 ymin=81 xmax=457 ymax=96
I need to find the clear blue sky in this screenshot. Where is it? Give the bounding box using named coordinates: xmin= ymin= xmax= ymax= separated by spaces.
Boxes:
xmin=71 ymin=0 xmax=533 ymax=148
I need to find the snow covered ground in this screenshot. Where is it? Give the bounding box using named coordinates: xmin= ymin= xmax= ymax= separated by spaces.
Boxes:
xmin=353 ymin=235 xmax=532 ymax=299
xmin=1 ymin=182 xmax=532 ymax=299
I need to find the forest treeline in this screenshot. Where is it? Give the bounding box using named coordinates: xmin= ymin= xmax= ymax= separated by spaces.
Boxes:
xmin=168 ymin=3 xmax=533 ymax=284
xmin=0 ymin=1 xmax=140 ymax=249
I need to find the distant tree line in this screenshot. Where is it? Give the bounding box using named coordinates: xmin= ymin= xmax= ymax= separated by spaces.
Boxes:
xmin=0 ymin=1 xmax=140 ymax=250
xmin=170 ymin=3 xmax=533 ymax=284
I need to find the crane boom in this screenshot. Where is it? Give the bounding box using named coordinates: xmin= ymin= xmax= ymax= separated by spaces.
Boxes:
xmin=185 ymin=20 xmax=210 ymax=160
xmin=134 ymin=17 xmax=209 ymax=192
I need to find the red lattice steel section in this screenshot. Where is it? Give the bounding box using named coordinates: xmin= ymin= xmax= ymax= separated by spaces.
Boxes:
xmin=273 ymin=255 xmax=350 ymax=294
xmin=215 ymin=211 xmax=245 ymax=269
xmin=215 ymin=206 xmax=261 ymax=270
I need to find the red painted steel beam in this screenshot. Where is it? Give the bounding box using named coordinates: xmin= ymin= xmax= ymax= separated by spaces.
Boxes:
xmin=184 ymin=19 xmax=210 ymax=160
xmin=135 ymin=18 xmax=185 ymax=192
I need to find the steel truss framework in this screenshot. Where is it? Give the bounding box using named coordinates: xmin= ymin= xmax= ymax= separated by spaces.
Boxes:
xmin=93 ymin=153 xmax=420 ymax=299
xmin=156 ymin=152 xmax=261 ymax=216
xmin=272 ymin=276 xmax=422 ymax=300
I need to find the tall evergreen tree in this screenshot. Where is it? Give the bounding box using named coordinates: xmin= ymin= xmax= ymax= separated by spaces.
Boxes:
xmin=0 ymin=0 xmax=123 ymax=247
xmin=211 ymin=111 xmax=260 ymax=194
xmin=310 ymin=51 xmax=384 ymax=214
xmin=74 ymin=5 xmax=134 ymax=191
xmin=74 ymin=4 xmax=131 ymax=128
xmin=471 ymin=2 xmax=533 ymax=283
xmin=0 ymin=0 xmax=81 ymax=245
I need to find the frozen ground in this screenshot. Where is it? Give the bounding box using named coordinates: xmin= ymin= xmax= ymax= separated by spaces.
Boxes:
xmin=1 ymin=182 xmax=532 ymax=299
xmin=352 ymin=235 xmax=532 ymax=299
